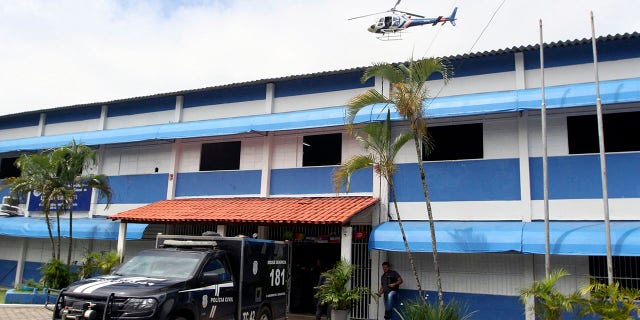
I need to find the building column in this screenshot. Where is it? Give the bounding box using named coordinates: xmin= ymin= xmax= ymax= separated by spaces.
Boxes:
xmin=167 ymin=139 xmax=182 ymax=200
xmin=117 ymin=223 xmax=127 ymax=263
xmin=340 ymin=226 xmax=352 ymax=264
xmin=13 ymin=238 xmax=28 ymax=288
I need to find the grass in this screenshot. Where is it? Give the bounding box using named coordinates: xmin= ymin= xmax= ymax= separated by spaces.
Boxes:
xmin=0 ymin=288 xmax=6 ymax=304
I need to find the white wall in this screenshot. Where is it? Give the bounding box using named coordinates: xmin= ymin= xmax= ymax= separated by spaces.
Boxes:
xmin=273 ymin=88 xmax=364 ymax=113
xmin=439 ymin=71 xmax=518 ymax=97
xmin=182 ymin=100 xmax=265 ymax=122
xmin=44 ymin=119 xmax=100 ymax=136
xmin=102 ymin=143 xmax=172 ymax=175
xmin=389 ymin=252 xmax=590 ymax=297
xmin=525 ymin=58 xmax=640 ymax=89
xmin=105 ymin=110 xmax=174 ymax=130
xmin=0 ymin=126 xmax=40 ymax=141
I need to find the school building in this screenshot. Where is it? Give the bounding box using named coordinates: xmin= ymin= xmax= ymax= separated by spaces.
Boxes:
xmin=0 ymin=32 xmax=639 ymax=320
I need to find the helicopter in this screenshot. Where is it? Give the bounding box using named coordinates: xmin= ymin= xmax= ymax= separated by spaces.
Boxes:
xmin=349 ymin=0 xmax=458 ymax=37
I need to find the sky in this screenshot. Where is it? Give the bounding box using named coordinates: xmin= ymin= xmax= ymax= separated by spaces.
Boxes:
xmin=0 ymin=0 xmax=638 ymax=116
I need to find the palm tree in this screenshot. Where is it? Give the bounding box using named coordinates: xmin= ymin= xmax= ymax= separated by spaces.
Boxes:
xmin=0 ymin=141 xmax=112 ymax=263
xmin=52 ymin=141 xmax=112 ymax=264
xmin=2 ymin=153 xmax=58 ymax=258
xmin=334 ymin=111 xmax=427 ymax=303
xmin=346 ymin=57 xmax=452 ymax=306
xmin=578 ymin=279 xmax=640 ymax=319
xmin=520 ymin=269 xmax=581 ymax=320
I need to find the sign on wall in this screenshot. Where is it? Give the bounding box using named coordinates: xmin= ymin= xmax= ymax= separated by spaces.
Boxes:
xmin=27 ymin=185 xmax=92 ymax=212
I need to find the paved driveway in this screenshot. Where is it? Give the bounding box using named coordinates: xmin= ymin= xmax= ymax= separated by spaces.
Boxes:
xmin=0 ymin=304 xmax=53 ymax=320
xmin=0 ymin=305 xmax=316 ymax=320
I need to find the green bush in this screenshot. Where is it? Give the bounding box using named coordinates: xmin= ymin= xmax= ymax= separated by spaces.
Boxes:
xmin=314 ymin=259 xmax=369 ymax=310
xmin=396 ymin=299 xmax=475 ymax=320
xmin=40 ymin=258 xmax=73 ymax=289
xmin=78 ymin=250 xmax=120 ymax=279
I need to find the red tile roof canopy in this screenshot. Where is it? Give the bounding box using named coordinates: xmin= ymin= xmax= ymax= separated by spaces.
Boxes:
xmin=109 ymin=197 xmax=379 ymax=225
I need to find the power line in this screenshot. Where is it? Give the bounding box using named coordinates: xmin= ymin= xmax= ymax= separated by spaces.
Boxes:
xmin=425 ymin=0 xmax=507 ymax=108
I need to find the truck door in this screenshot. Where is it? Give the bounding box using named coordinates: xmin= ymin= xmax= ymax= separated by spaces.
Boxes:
xmin=199 ymin=258 xmax=235 ymax=320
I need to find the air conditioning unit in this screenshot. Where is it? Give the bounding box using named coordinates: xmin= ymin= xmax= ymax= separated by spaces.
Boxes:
xmin=0 ymin=196 xmax=23 ymax=216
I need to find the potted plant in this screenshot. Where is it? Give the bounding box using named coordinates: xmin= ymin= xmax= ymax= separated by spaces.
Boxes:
xmin=314 ymin=259 xmax=369 ymax=320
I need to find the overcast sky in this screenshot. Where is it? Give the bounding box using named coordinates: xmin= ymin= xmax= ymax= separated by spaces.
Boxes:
xmin=0 ymin=0 xmax=638 ymax=116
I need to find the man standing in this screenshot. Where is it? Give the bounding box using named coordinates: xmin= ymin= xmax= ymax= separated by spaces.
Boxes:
xmin=378 ymin=261 xmax=403 ymax=320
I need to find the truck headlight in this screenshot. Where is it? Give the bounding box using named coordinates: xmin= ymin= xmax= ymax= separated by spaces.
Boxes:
xmin=121 ymin=298 xmax=157 ymax=316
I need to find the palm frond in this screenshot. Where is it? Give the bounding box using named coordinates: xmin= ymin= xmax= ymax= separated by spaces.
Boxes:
xmin=333 ymin=155 xmax=375 ymax=193
xmin=361 ymin=63 xmax=405 ymax=84
xmin=345 ymin=89 xmax=392 ymax=127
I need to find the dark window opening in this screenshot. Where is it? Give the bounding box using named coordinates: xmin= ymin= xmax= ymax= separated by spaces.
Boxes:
xmin=568 ymin=111 xmax=640 ymax=154
xmin=303 ymin=133 xmax=342 ymax=167
xmin=199 ymin=141 xmax=241 ymax=171
xmin=589 ymin=256 xmax=640 ymax=289
xmin=0 ymin=157 xmax=20 ymax=179
xmin=423 ymin=123 xmax=483 ymax=161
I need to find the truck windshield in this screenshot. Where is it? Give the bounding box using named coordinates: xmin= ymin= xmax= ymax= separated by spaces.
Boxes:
xmin=116 ymin=251 xmax=202 ymax=279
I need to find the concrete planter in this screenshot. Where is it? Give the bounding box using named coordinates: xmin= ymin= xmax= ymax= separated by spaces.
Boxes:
xmin=4 ymin=288 xmax=57 ymax=304
xmin=331 ymin=309 xmax=350 ymax=320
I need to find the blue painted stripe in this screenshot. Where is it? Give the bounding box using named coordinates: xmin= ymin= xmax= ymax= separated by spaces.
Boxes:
xmin=183 ymin=85 xmax=265 ymax=108
xmin=524 ymin=36 xmax=640 ymax=70
xmin=529 ymin=152 xmax=640 ymax=199
xmin=175 ymin=170 xmax=261 ymax=196
xmin=399 ymin=289 xmax=523 ymax=320
xmin=46 ymin=106 xmax=102 ymax=124
xmin=449 ymin=53 xmax=515 ymax=77
xmin=274 ymin=71 xmax=372 ymax=97
xmin=0 ymin=113 xmax=40 ymax=130
xmin=270 ymin=166 xmax=372 ymax=195
xmin=99 ymin=174 xmax=168 ymax=204
xmin=107 ymin=96 xmax=176 ymax=117
xmin=393 ymin=159 xmax=521 ymax=202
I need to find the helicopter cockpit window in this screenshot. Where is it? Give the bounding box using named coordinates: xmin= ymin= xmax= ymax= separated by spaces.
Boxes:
xmin=384 ymin=16 xmax=392 ymax=27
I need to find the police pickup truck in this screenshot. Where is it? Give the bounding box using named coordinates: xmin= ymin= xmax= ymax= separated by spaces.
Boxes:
xmin=51 ymin=233 xmax=290 ymax=320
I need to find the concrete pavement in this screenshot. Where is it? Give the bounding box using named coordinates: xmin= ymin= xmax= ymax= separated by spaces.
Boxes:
xmin=0 ymin=304 xmax=53 ymax=320
xmin=0 ymin=304 xmax=317 ymax=320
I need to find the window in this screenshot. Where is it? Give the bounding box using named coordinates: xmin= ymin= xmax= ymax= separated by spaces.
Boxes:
xmin=589 ymin=256 xmax=640 ymax=289
xmin=423 ymin=123 xmax=483 ymax=161
xmin=303 ymin=133 xmax=342 ymax=167
xmin=567 ymin=111 xmax=640 ymax=154
xmin=0 ymin=157 xmax=20 ymax=179
xmin=202 ymin=258 xmax=230 ymax=283
xmin=199 ymin=141 xmax=241 ymax=171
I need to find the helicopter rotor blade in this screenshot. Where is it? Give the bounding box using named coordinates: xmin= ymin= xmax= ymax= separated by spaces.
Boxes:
xmin=348 ymin=10 xmax=388 ymax=20
xmin=397 ymin=10 xmax=424 ymax=18
xmin=391 ymin=0 xmax=401 ymax=11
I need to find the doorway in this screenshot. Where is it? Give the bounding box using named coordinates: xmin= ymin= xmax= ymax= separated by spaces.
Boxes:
xmin=289 ymin=242 xmax=341 ymax=314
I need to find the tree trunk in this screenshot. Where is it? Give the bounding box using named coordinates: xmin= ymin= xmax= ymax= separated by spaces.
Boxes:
xmin=67 ymin=206 xmax=73 ymax=265
xmin=55 ymin=202 xmax=62 ymax=261
xmin=388 ymin=180 xmax=426 ymax=304
xmin=43 ymin=207 xmax=56 ymax=260
xmin=412 ymin=135 xmax=444 ymax=307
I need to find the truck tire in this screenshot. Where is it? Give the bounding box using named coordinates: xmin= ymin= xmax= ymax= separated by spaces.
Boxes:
xmin=169 ymin=316 xmax=188 ymax=320
xmin=257 ymin=307 xmax=271 ymax=320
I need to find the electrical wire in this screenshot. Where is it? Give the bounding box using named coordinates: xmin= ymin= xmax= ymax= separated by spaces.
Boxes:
xmin=424 ymin=0 xmax=507 ymax=108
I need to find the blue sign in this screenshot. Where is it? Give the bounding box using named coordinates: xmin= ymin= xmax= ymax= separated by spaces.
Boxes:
xmin=28 ymin=185 xmax=92 ymax=212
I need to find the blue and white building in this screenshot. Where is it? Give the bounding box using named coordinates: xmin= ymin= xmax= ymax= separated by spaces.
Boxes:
xmin=1 ymin=32 xmax=639 ymax=319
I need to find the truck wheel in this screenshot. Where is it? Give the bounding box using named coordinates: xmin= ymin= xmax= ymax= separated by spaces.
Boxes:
xmin=257 ymin=307 xmax=271 ymax=320
xmin=169 ymin=316 xmax=188 ymax=320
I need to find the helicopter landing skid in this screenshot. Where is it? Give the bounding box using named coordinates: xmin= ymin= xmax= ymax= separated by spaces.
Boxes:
xmin=377 ymin=32 xmax=403 ymax=41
